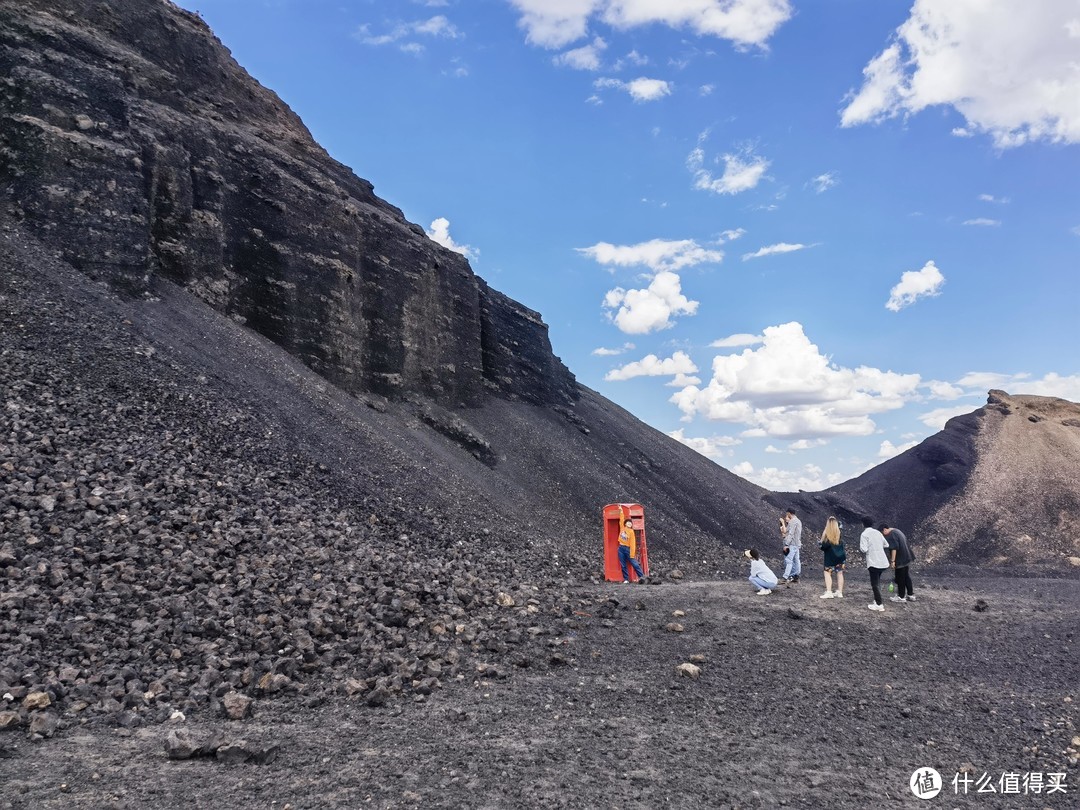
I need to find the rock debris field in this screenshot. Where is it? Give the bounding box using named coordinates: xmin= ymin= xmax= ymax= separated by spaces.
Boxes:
xmin=2 ymin=224 xmax=1079 ymax=808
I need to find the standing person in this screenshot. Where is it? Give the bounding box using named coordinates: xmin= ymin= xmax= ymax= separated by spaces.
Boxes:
xmin=881 ymin=524 xmax=916 ymax=603
xmin=781 ymin=508 xmax=802 ymax=583
xmin=618 ymin=517 xmax=645 ymax=584
xmin=745 ymin=548 xmax=778 ymax=596
xmin=859 ymin=518 xmax=890 ymax=612
xmin=818 ymin=516 xmax=846 ymax=599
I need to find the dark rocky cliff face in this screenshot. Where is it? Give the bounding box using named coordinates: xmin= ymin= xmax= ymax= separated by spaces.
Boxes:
xmin=0 ymin=0 xmax=576 ymax=408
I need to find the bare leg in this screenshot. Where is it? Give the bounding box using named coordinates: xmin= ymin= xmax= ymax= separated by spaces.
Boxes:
xmin=823 ymin=570 xmax=832 ymax=593
xmin=837 ymin=570 xmax=845 ymax=596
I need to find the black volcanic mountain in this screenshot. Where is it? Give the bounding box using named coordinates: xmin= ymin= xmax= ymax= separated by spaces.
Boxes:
xmin=0 ymin=0 xmax=774 ymax=571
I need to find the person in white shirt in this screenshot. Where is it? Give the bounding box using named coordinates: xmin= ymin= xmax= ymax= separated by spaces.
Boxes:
xmin=859 ymin=518 xmax=891 ymax=612
xmin=744 ymin=548 xmax=778 ymax=596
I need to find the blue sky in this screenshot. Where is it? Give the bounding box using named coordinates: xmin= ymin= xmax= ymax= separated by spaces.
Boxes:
xmin=176 ymin=0 xmax=1080 ymax=490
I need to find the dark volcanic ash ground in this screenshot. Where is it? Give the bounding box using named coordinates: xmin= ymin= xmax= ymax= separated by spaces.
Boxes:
xmin=3 ymin=577 xmax=1078 ymax=809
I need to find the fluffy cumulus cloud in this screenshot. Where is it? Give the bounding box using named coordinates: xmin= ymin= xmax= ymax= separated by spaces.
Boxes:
xmin=591 ymin=342 xmax=635 ymax=356
xmin=603 ymin=272 xmax=699 ymax=334
xmin=668 ymin=428 xmax=741 ymax=460
xmin=885 ymin=260 xmax=944 ymax=312
xmin=670 ymin=322 xmax=922 ymax=439
xmin=742 ymin=242 xmax=809 ymax=261
xmin=577 ymin=238 xmax=723 ymax=272
xmin=594 ymin=76 xmax=673 ymax=101
xmin=426 ymin=218 xmax=478 ymax=260
xmin=687 ymin=145 xmax=770 ymax=195
xmin=878 ymin=438 xmax=919 ymax=460
xmin=918 ymin=405 xmax=975 ymax=430
xmin=840 ymin=0 xmax=1080 ymax=147
xmin=507 ymin=0 xmax=793 ymax=50
xmin=604 ymin=350 xmax=698 ymax=381
xmin=668 ymin=372 xmax=702 ymax=387
xmin=731 ymin=461 xmax=844 ymax=492
xmin=711 ymin=332 xmax=763 ymax=349
xmin=555 ymin=36 xmax=607 ymax=70
xmin=925 ymin=380 xmax=966 ymax=400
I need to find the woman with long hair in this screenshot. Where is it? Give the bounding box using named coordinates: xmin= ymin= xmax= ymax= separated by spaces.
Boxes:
xmin=819 ymin=516 xmax=846 ymax=599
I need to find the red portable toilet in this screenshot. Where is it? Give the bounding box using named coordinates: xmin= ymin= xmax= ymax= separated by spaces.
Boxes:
xmin=602 ymin=503 xmax=649 ymax=582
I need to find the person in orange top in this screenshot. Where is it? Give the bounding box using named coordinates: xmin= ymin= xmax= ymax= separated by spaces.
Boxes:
xmin=618 ymin=517 xmax=646 ymax=584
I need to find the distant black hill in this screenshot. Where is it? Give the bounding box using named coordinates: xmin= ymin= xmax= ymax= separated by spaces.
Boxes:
xmin=769 ymin=391 xmax=1080 ymax=571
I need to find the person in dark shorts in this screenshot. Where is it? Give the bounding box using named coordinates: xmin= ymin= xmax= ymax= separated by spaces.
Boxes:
xmin=818 ymin=516 xmax=846 ymax=599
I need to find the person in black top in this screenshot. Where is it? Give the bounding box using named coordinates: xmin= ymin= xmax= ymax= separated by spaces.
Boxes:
xmin=881 ymin=523 xmax=915 ymax=603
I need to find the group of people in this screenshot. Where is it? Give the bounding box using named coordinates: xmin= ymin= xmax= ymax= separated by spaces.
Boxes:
xmin=745 ymin=508 xmax=916 ymax=612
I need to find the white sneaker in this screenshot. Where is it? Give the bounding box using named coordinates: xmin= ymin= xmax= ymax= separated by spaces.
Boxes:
xmin=756 ymin=588 xmax=772 ymax=596
xmin=834 ymin=592 xmax=844 ymax=598
xmin=889 ymin=595 xmax=905 ymax=603
xmin=819 ymin=591 xmax=834 ymax=599
xmin=868 ymin=603 xmax=885 ymax=612
xmin=905 ymin=595 xmax=916 ymax=602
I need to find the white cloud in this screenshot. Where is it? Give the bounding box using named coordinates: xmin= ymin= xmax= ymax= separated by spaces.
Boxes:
xmin=508 ymin=0 xmax=793 ymax=50
xmin=885 ymin=260 xmax=945 ymax=312
xmin=1015 ymin=373 xmax=1080 ymax=402
xmin=356 ymin=14 xmax=461 ymax=46
xmin=505 ymin=0 xmax=596 ymax=48
xmin=764 ymin=445 xmax=782 ymax=454
xmin=577 ymin=238 xmax=724 ymax=272
xmin=978 ymin=193 xmax=1010 ymax=204
xmin=688 ymin=145 xmax=770 ymax=195
xmin=963 ymin=218 xmax=1001 ymax=227
xmin=732 ymin=461 xmax=844 ymax=492
xmin=670 ymin=322 xmax=921 ymax=439
xmin=594 ymin=76 xmax=673 ymax=101
xmin=878 ymin=438 xmax=918 ymax=460
xmin=919 ymin=405 xmax=974 ymax=430
xmin=426 ymin=217 xmax=478 ymax=260
xmin=788 ymin=439 xmax=827 ymax=451
xmin=668 ymin=428 xmax=741 ymax=460
xmin=840 ymin=0 xmax=1080 ymax=147
xmin=810 ymin=172 xmax=838 ymax=193
xmin=668 ymin=372 xmax=702 ymax=387
xmin=711 ymin=332 xmax=763 ymax=349
xmin=1071 ymin=225 xmax=1080 ymax=237
xmin=719 ymin=228 xmax=746 ymax=242
xmin=613 ymin=49 xmax=649 ymax=70
xmin=700 ymin=84 xmax=715 ymax=96
xmin=603 ymin=271 xmax=699 ymax=334
xmin=742 ymin=242 xmax=809 ymax=261
xmin=555 ymin=36 xmax=607 ymax=70
xmin=591 ymin=342 xmax=635 ymax=356
xmin=956 ymin=371 xmax=1080 ymax=403
xmin=925 ymin=380 xmax=965 ymax=400
xmin=605 ymin=350 xmax=698 ymax=381
xmin=956 ymin=371 xmax=1030 ymax=390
